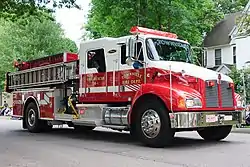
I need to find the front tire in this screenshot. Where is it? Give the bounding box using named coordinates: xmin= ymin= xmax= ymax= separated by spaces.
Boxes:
xmin=133 ymin=99 xmax=175 ymax=148
xmin=197 ymin=125 xmax=232 ymax=141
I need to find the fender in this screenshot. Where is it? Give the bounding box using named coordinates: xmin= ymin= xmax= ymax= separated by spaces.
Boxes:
xmin=23 ymin=96 xmax=40 ymax=118
xmin=128 ymin=82 xmax=202 ymax=124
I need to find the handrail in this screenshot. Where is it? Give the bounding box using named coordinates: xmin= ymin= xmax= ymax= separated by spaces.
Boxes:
xmin=169 ymin=65 xmax=173 ymax=113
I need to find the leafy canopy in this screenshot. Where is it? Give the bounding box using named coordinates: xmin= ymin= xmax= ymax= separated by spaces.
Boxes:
xmin=0 ymin=0 xmax=80 ymax=21
xmin=0 ymin=13 xmax=78 ymax=89
xmin=0 ymin=0 xmax=81 ymax=90
xmin=84 ymin=0 xmax=250 ymax=66
xmin=214 ymin=0 xmax=249 ymax=14
xmin=85 ymin=0 xmax=223 ymax=47
xmin=229 ymin=67 xmax=250 ymax=103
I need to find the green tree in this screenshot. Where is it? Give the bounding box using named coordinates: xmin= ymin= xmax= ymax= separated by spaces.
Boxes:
xmin=86 ymin=0 xmax=223 ymax=47
xmin=229 ymin=66 xmax=250 ymax=104
xmin=85 ymin=0 xmax=223 ymax=66
xmin=0 ymin=0 xmax=80 ymax=21
xmin=213 ymin=0 xmax=248 ymax=14
xmin=0 ymin=15 xmax=78 ymax=89
xmin=228 ymin=67 xmax=244 ymax=93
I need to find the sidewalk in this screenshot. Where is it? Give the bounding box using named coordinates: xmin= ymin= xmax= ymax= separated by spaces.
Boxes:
xmin=232 ymin=127 xmax=250 ymax=134
xmin=0 ymin=116 xmax=20 ymax=120
xmin=0 ymin=116 xmax=12 ymax=120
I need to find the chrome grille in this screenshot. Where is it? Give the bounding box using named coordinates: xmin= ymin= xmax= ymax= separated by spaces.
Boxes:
xmin=205 ymin=80 xmax=234 ymax=108
xmin=205 ymin=80 xmax=219 ymax=107
xmin=221 ymin=81 xmax=234 ymax=107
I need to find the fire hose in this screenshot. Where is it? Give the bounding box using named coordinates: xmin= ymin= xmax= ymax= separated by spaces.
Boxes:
xmin=68 ymin=95 xmax=80 ymax=119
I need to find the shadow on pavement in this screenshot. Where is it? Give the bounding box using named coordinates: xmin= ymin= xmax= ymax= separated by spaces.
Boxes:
xmin=9 ymin=126 xmax=236 ymax=149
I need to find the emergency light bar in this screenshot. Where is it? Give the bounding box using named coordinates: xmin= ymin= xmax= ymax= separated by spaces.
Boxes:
xmin=130 ymin=26 xmax=178 ymax=39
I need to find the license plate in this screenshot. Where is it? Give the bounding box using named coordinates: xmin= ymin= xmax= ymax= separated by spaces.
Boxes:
xmin=206 ymin=115 xmax=218 ymax=123
xmin=224 ymin=115 xmax=233 ymax=121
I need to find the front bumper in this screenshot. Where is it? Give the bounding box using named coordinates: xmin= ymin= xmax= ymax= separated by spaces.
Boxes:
xmin=169 ymin=111 xmax=243 ymax=129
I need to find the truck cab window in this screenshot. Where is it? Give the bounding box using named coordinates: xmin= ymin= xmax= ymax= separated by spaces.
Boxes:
xmin=87 ymin=49 xmax=106 ymax=72
xmin=121 ymin=44 xmax=127 ymax=64
xmin=146 ymin=38 xmax=192 ymax=63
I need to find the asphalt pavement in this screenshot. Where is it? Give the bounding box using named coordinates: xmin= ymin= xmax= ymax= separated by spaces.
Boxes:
xmin=1 ymin=117 xmax=250 ymax=167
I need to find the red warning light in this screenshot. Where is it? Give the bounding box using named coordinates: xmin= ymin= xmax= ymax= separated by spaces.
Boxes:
xmin=207 ymin=81 xmax=215 ymax=87
xmin=130 ymin=26 xmax=178 ymax=39
xmin=13 ymin=60 xmax=19 ymax=68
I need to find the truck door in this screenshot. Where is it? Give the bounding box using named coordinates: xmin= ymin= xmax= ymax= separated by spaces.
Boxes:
xmin=84 ymin=48 xmax=107 ymax=94
xmin=119 ymin=41 xmax=144 ymax=69
xmin=117 ymin=39 xmax=146 ymax=93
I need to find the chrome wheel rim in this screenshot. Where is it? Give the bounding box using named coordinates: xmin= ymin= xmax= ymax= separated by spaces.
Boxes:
xmin=141 ymin=109 xmax=161 ymax=138
xmin=27 ymin=109 xmax=36 ymax=127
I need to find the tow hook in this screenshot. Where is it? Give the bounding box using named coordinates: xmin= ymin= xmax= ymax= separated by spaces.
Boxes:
xmin=218 ymin=114 xmax=225 ymax=124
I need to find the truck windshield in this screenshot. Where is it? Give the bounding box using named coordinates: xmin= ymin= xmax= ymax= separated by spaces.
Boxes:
xmin=146 ymin=38 xmax=192 ymax=63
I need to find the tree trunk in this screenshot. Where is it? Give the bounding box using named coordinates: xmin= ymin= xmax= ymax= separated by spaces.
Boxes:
xmin=139 ymin=0 xmax=147 ymax=26
xmin=0 ymin=90 xmax=2 ymax=106
xmin=167 ymin=0 xmax=171 ymax=31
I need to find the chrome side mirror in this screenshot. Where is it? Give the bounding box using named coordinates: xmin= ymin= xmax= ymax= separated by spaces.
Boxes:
xmin=125 ymin=57 xmax=135 ymax=66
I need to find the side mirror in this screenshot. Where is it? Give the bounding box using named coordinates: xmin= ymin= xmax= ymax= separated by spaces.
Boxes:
xmin=127 ymin=37 xmax=135 ymax=59
xmin=125 ymin=57 xmax=135 ymax=66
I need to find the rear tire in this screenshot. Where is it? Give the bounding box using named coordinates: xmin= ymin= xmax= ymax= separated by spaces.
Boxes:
xmin=132 ymin=98 xmax=175 ymax=148
xmin=24 ymin=102 xmax=42 ymax=133
xmin=197 ymin=125 xmax=232 ymax=141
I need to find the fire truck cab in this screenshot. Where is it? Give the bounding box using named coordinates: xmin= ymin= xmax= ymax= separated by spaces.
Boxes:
xmin=5 ymin=26 xmax=244 ymax=148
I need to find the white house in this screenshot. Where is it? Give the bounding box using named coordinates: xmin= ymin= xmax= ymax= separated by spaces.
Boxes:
xmin=203 ymin=4 xmax=250 ymax=74
xmin=233 ymin=35 xmax=250 ymax=69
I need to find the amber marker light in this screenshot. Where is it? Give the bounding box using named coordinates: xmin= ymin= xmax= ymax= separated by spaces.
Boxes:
xmin=178 ymin=97 xmax=186 ymax=109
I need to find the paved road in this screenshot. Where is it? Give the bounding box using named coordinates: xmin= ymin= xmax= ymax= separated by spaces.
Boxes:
xmin=0 ymin=118 xmax=250 ymax=167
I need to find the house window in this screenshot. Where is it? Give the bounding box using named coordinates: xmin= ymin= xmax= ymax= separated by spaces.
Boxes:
xmin=233 ymin=46 xmax=236 ymax=64
xmin=121 ymin=44 xmax=127 ymax=65
xmin=204 ymin=51 xmax=207 ymax=67
xmin=215 ymin=49 xmax=221 ymax=66
xmin=87 ymin=48 xmax=106 ymax=72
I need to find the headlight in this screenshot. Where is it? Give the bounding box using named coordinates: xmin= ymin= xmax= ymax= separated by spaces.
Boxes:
xmin=185 ymin=98 xmax=202 ymax=108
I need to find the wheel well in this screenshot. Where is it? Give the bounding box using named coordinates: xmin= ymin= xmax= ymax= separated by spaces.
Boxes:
xmin=23 ymin=97 xmax=39 ymax=117
xmin=130 ymin=93 xmax=169 ymax=124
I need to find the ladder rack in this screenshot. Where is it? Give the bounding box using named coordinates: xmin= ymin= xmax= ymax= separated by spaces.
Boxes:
xmin=7 ymin=62 xmax=78 ymax=90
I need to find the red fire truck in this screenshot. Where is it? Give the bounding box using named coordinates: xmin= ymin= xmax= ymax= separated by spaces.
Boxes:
xmin=5 ymin=26 xmax=244 ymax=147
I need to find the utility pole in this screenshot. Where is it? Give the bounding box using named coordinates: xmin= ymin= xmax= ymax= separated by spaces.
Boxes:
xmin=0 ymin=89 xmax=2 ymax=106
xmin=242 ymin=60 xmax=250 ymax=106
xmin=242 ymin=69 xmax=246 ymax=106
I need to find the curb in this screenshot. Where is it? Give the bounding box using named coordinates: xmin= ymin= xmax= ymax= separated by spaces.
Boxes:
xmin=0 ymin=116 xmax=20 ymax=120
xmin=0 ymin=116 xmax=12 ymax=120
xmin=231 ymin=128 xmax=250 ymax=134
xmin=1 ymin=116 xmax=250 ymax=134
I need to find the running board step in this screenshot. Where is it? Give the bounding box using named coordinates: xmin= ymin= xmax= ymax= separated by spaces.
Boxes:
xmin=103 ymin=107 xmax=130 ymax=126
xmin=102 ymin=125 xmax=129 ymax=131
